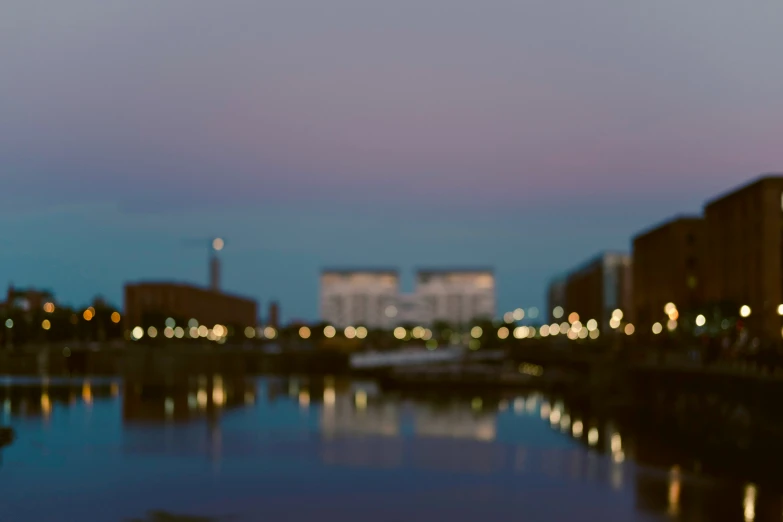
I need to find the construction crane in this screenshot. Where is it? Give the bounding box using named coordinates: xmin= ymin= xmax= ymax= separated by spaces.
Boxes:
xmin=182 ymin=237 xmax=225 ymax=291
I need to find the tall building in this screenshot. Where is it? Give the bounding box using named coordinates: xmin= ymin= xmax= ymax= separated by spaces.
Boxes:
xmin=563 ymin=252 xmax=632 ymax=330
xmin=414 ymin=268 xmax=495 ymax=326
xmin=124 ymin=282 xmax=257 ymax=332
xmin=547 ymin=277 xmax=567 ymax=322
xmin=704 ymin=175 xmax=783 ymax=340
xmin=319 ymin=269 xmax=399 ymax=328
xmin=392 ymin=294 xmax=434 ymax=326
xmin=632 ymin=216 xmax=705 ymax=329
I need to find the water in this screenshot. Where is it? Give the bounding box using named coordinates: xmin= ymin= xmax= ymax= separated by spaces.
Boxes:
xmin=0 ymin=375 xmax=776 ymax=521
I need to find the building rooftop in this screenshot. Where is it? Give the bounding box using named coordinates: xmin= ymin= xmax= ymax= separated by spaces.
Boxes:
xmin=320 ymin=268 xmax=399 ymax=275
xmin=124 ymin=280 xmax=256 ymax=303
xmin=7 ymin=286 xmax=54 ymax=298
xmin=567 ymin=251 xmax=629 ymax=278
xmin=632 ymin=214 xmax=703 ymax=243
xmin=705 ymin=173 xmax=783 ymax=209
xmin=416 ymin=267 xmax=494 ymax=275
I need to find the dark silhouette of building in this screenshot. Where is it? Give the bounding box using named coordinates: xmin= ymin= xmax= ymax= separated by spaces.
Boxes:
xmin=546 ymin=277 xmax=567 ymax=322
xmin=4 ymin=286 xmax=54 ymax=314
xmin=562 ymin=252 xmax=632 ymax=329
xmin=124 ymin=282 xmax=257 ymax=332
xmin=704 ymin=175 xmax=783 ymax=340
xmin=632 ymin=216 xmax=705 ymax=329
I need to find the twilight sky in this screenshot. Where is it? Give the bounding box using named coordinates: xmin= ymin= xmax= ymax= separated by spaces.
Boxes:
xmin=2 ymin=0 xmax=782 ymax=321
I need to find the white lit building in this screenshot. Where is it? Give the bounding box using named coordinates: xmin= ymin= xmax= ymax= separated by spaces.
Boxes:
xmin=319 ymin=269 xmax=399 ymax=329
xmin=415 ymin=269 xmax=495 ymax=326
xmin=390 ymin=293 xmax=434 ymax=326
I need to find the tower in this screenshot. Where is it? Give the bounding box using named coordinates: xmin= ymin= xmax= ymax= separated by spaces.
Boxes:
xmin=209 ymin=255 xmax=220 ymax=292
xmin=209 ymin=237 xmax=224 ymax=292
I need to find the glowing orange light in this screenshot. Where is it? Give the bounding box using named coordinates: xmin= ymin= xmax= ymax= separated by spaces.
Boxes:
xmin=111 ymin=312 xmax=121 ymax=323
xmin=83 ymin=310 xmax=93 ymax=321
xmin=41 ymin=393 xmax=51 ymax=416
xmin=82 ymin=382 xmax=93 ymax=404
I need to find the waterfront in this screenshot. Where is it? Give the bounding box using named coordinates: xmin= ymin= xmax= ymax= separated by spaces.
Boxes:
xmin=0 ymin=375 xmax=777 ymax=521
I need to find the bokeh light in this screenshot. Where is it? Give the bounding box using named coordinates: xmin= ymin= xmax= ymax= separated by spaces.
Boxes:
xmin=131 ymin=326 xmax=144 ymax=340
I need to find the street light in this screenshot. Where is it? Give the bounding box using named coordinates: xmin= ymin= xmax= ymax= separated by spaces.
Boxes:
xmin=740 ymin=305 xmax=751 ymax=318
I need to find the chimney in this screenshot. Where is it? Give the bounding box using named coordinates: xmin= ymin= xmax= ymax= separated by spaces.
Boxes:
xmin=209 ymin=255 xmax=221 ymax=292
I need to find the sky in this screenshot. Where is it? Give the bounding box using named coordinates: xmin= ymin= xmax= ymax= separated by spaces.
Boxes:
xmin=1 ymin=0 xmax=782 ymax=321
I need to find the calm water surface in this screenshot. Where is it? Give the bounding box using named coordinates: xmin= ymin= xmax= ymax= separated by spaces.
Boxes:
xmin=0 ymin=376 xmax=776 ymax=521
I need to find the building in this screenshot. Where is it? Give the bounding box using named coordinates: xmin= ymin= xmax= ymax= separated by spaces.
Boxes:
xmin=563 ymin=252 xmax=632 ymax=330
xmin=414 ymin=268 xmax=495 ymax=326
xmin=124 ymin=282 xmax=257 ymax=333
xmin=546 ymin=277 xmax=567 ymax=323
xmin=4 ymin=286 xmax=54 ymax=314
xmin=632 ymin=216 xmax=705 ymax=329
xmin=319 ymin=269 xmax=399 ymax=329
xmin=391 ymin=294 xmax=434 ymax=326
xmin=704 ymin=175 xmax=783 ymax=340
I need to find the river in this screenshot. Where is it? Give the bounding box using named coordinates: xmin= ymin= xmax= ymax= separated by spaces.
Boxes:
xmin=0 ymin=375 xmax=776 ymax=521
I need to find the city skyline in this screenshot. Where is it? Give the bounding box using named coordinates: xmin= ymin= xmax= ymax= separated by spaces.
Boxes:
xmin=3 ymin=0 xmax=783 ymax=320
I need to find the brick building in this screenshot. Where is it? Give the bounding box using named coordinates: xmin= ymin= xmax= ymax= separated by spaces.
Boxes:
xmin=632 ymin=216 xmax=705 ymax=329
xmin=563 ymin=252 xmax=632 ymax=330
xmin=546 ymin=277 xmax=567 ymax=322
xmin=124 ymin=282 xmax=257 ymax=333
xmin=704 ymin=175 xmax=783 ymax=340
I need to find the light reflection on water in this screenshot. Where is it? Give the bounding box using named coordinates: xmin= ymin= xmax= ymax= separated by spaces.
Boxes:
xmin=0 ymin=375 xmax=776 ymax=522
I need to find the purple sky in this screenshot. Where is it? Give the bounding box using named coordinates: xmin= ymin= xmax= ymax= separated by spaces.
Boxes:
xmin=2 ymin=0 xmax=782 ymax=320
